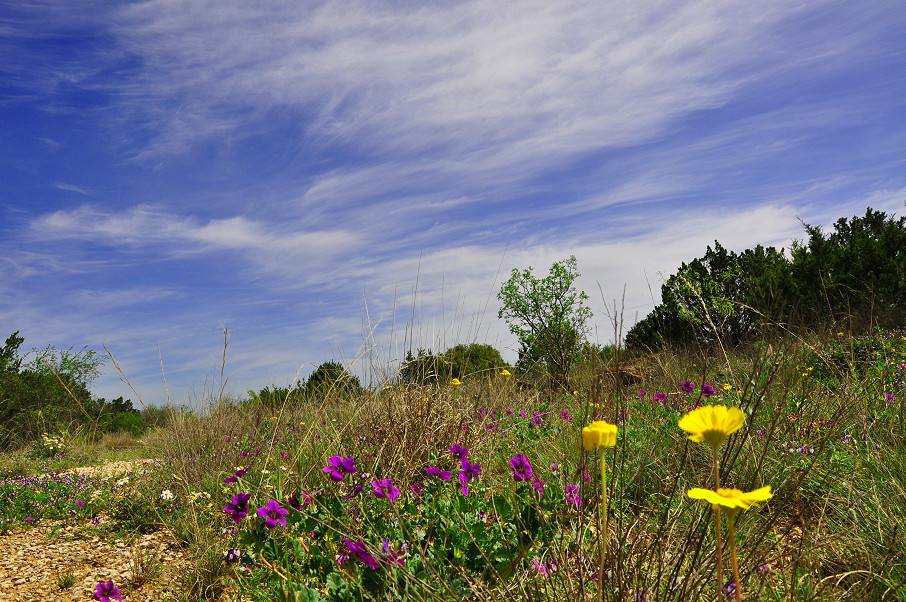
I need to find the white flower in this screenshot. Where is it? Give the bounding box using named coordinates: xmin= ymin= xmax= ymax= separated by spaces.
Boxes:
xmin=116 ymin=477 xmax=129 ymax=486
xmin=160 ymin=490 xmax=174 ymax=500
xmin=260 ymin=469 xmax=271 ymax=475
xmin=188 ymin=491 xmax=203 ymax=503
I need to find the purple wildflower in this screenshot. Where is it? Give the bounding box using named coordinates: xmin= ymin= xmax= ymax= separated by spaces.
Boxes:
xmin=256 ymin=500 xmax=289 ymax=529
xmin=372 ymin=479 xmax=401 ymax=503
xmin=449 ymin=444 xmax=469 ymax=459
xmin=681 ymin=381 xmax=695 ymax=393
xmin=509 ymin=454 xmax=533 ymax=482
xmin=225 ymin=549 xmax=241 ymax=564
xmin=410 ymin=482 xmax=425 ymax=496
xmin=344 ymin=537 xmax=380 ymax=569
xmin=224 ymin=467 xmax=248 ymax=484
xmin=424 ymin=466 xmax=453 ymax=481
xmin=702 ymin=383 xmax=716 ymax=397
xmin=323 ymin=456 xmax=357 ymax=482
xmin=342 ymin=484 xmax=365 ymax=499
xmin=223 ymin=492 xmax=252 ymax=524
xmin=532 ymin=475 xmax=546 ymax=498
xmin=93 ymin=580 xmax=123 ymax=602
xmin=381 ymin=538 xmax=407 ymax=567
xmin=458 ymin=460 xmax=481 ymax=495
xmin=286 ymin=490 xmax=312 ymax=511
xmin=652 ymin=392 xmax=667 ymax=403
xmin=565 ymin=484 xmax=582 ymax=507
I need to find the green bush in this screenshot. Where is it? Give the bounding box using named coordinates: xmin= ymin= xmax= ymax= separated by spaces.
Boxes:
xmin=304 ymin=361 xmax=363 ymax=399
xmin=400 ymin=344 xmax=510 ymax=385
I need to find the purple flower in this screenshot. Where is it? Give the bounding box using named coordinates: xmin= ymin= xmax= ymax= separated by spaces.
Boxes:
xmin=681 ymin=381 xmax=695 ymax=393
xmin=225 ymin=549 xmax=241 ymax=564
xmin=76 ymin=500 xmax=85 ymax=507
xmin=458 ymin=460 xmax=481 ymax=495
xmin=342 ymin=485 xmax=365 ymax=500
xmin=286 ymin=490 xmax=312 ymax=511
xmin=449 ymin=444 xmax=469 ymax=459
xmin=372 ymin=479 xmax=401 ymax=503
xmin=223 ymin=492 xmax=252 ymax=523
xmin=702 ymin=383 xmax=716 ymax=398
xmin=565 ymin=484 xmax=581 ymax=507
xmin=93 ymin=580 xmax=123 ymax=602
xmin=459 ymin=460 xmax=481 ymax=482
xmin=652 ymin=392 xmax=667 ymax=403
xmin=532 ymin=558 xmax=553 ymax=578
xmin=323 ymin=456 xmax=357 ymax=482
xmin=531 ymin=475 xmax=546 ymax=498
xmin=381 ymin=538 xmax=407 ymax=567
xmin=424 ymin=466 xmax=453 ymax=481
xmin=256 ymin=500 xmax=289 ymax=529
xmin=509 ymin=454 xmax=533 ymax=482
xmin=224 ymin=467 xmax=248 ymax=484
xmin=410 ymin=482 xmax=425 ymax=496
xmin=344 ymin=537 xmax=380 ymax=569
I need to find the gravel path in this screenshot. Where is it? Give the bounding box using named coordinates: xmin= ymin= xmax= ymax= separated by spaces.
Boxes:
xmin=0 ymin=460 xmax=190 ymax=601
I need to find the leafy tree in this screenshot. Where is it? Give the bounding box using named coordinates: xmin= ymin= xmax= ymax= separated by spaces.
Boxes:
xmin=625 ymin=207 xmax=906 ymax=350
xmin=399 ymin=348 xmax=446 ymax=386
xmin=497 ymin=256 xmax=592 ymax=388
xmin=0 ymin=332 xmax=24 ymax=374
xmin=0 ymin=335 xmax=106 ymax=449
xmin=790 ymin=207 xmax=906 ymax=328
xmin=399 ymin=344 xmax=509 ymax=385
xmin=304 ymin=361 xmax=363 ymax=400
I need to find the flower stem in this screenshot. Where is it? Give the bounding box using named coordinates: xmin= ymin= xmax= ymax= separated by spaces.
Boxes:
xmin=597 ymin=450 xmax=608 ymax=602
xmin=713 ymin=448 xmax=723 ymax=602
xmin=728 ymin=514 xmax=741 ymax=600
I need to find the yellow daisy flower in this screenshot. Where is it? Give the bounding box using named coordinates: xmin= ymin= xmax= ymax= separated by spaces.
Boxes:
xmin=582 ymin=420 xmax=618 ymax=450
xmin=687 ymin=486 xmax=773 ymax=514
xmin=499 ymin=369 xmax=511 ymax=381
xmin=450 ymin=378 xmax=462 ymax=387
xmin=677 ymin=405 xmax=745 ymax=451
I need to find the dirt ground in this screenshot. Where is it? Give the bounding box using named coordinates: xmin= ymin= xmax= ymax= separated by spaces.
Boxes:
xmin=0 ymin=461 xmax=190 ymax=602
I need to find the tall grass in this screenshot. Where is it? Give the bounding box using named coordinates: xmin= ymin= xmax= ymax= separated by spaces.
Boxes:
xmin=86 ymin=328 xmax=906 ymax=600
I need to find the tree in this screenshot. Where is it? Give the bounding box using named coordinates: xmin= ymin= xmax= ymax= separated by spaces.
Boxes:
xmin=497 ymin=256 xmax=592 ymax=388
xmin=398 ymin=344 xmax=509 ymax=385
xmin=304 ymin=361 xmax=363 ymax=400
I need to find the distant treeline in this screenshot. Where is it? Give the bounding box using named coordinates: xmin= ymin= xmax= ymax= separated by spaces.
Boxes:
xmin=626 ymin=207 xmax=906 ymax=350
xmin=0 ymin=333 xmax=166 ymax=450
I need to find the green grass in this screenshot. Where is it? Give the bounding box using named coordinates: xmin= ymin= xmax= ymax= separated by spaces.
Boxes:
xmin=2 ymin=329 xmax=905 ymax=601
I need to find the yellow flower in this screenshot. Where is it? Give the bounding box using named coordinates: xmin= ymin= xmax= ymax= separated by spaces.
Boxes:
xmin=450 ymin=378 xmax=462 ymax=387
xmin=687 ymin=486 xmax=773 ymax=515
xmin=677 ymin=405 xmax=745 ymax=451
xmin=722 ymin=383 xmax=733 ymax=391
xmin=499 ymin=369 xmax=511 ymax=381
xmin=837 ymin=332 xmax=844 ymax=336
xmin=582 ymin=420 xmax=618 ymax=450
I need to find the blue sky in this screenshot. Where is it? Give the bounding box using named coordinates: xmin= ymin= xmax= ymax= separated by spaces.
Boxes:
xmin=2 ymin=1 xmax=905 ymax=406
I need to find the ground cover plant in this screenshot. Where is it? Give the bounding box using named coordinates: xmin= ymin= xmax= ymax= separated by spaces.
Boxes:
xmin=3 ymin=326 xmax=903 ymax=600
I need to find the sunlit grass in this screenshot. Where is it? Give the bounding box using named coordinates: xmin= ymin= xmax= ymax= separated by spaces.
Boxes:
xmin=1 ymin=329 xmax=905 ymax=600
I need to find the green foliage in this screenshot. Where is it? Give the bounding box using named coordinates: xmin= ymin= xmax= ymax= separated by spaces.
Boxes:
xmin=304 ymin=361 xmax=363 ymax=399
xmin=445 ymin=344 xmax=507 ymax=380
xmin=497 ymin=256 xmax=592 ymax=387
xmin=245 ymin=384 xmax=305 ymax=409
xmin=626 ymin=207 xmax=906 ymax=350
xmin=791 ymin=207 xmax=906 ymax=328
xmin=0 ymin=333 xmax=144 ymax=448
xmin=399 ymin=348 xmax=446 ymax=385
xmin=400 ymin=344 xmax=509 ymax=384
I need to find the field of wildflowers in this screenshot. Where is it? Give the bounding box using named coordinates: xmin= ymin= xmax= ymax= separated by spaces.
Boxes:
xmin=1 ymin=328 xmax=905 ymax=601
